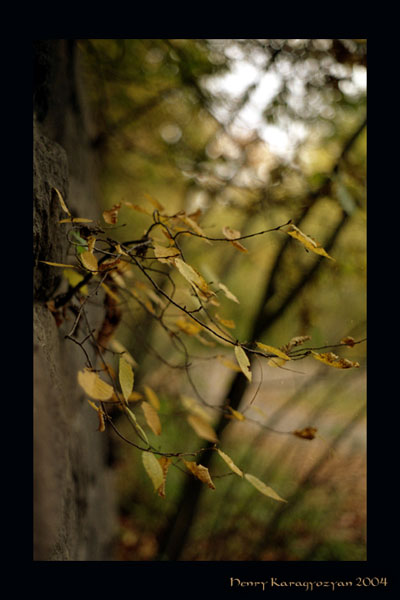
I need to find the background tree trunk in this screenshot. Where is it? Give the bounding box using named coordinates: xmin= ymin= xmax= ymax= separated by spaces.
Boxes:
xmin=33 ymin=40 xmax=117 ymax=560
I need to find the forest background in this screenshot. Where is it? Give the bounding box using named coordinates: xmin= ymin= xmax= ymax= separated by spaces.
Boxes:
xmin=33 ymin=38 xmax=367 ymax=563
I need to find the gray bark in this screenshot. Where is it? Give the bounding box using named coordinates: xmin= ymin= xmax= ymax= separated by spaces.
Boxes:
xmin=33 ymin=40 xmax=117 ymax=560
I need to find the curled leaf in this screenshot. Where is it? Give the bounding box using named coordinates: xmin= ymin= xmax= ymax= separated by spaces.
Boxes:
xmin=217 ymin=449 xmax=243 ymax=477
xmin=234 ymin=345 xmax=252 ymax=382
xmin=77 ymin=368 xmax=114 ymax=401
xmin=341 ymin=336 xmax=356 ymax=348
xmin=80 ymin=251 xmax=98 ymax=272
xmin=142 ymin=451 xmax=164 ymax=491
xmin=286 ymin=224 xmax=334 ymax=260
xmin=293 ymin=427 xmax=318 ymax=440
xmin=222 ymin=226 xmax=248 ymax=252
xmin=103 ymin=203 xmax=121 ymax=225
xmin=157 ymin=457 xmax=172 ymax=498
xmin=222 ymin=226 xmax=241 ymax=240
xmin=283 ymin=335 xmax=311 ymax=353
xmin=218 ymin=282 xmax=240 ymax=304
xmin=244 ymin=473 xmax=287 ymax=502
xmin=183 ymin=460 xmax=215 ymax=490
xmin=87 ymin=399 xmax=106 ymax=432
xmin=99 ymin=257 xmax=121 ymax=272
xmin=53 ymin=186 xmax=71 ymax=216
xmin=311 ymin=351 xmax=360 ymax=369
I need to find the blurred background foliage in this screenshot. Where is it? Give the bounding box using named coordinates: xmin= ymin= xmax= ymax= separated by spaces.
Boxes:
xmin=77 ymin=38 xmax=366 ymax=561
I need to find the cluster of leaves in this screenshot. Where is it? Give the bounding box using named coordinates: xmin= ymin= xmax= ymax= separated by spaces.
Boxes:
xmin=41 ymin=185 xmax=364 ymax=503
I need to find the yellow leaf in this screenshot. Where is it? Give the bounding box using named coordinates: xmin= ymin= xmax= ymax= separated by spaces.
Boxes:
xmin=53 ymin=186 xmax=71 ymax=216
xmin=80 ymin=251 xmax=98 ymax=272
xmin=153 ymin=243 xmax=181 ymax=263
xmin=234 ymin=345 xmax=252 ymax=382
xmin=99 ymin=257 xmax=121 ymax=272
xmin=216 ymin=355 xmax=242 ymax=372
xmin=77 ymin=368 xmax=114 ymax=401
xmin=227 ymin=407 xmax=246 ymax=421
xmin=141 ymin=401 xmax=162 ymax=436
xmin=178 ymin=214 xmax=212 ymax=244
xmin=215 ymin=314 xmax=236 ymax=329
xmin=87 ymin=400 xmax=106 ymax=432
xmin=244 ymin=473 xmax=287 ymax=502
xmin=127 ymin=391 xmax=143 ymax=402
xmin=181 ymin=395 xmax=213 ymax=422
xmin=63 ymin=269 xmax=89 ymax=295
xmin=87 ymin=235 xmax=96 ymax=253
xmin=187 ymin=414 xmax=218 ymax=443
xmin=222 ymin=226 xmax=241 ymax=240
xmin=124 ymin=201 xmax=152 ymax=215
xmin=311 ymin=351 xmax=360 ymax=369
xmin=40 ymin=260 xmax=78 ymax=269
xmin=284 ymin=335 xmax=311 ymax=353
xmin=59 ymin=217 xmax=93 ymax=223
xmin=100 ymin=282 xmax=120 ymax=303
xmin=119 ymin=357 xmax=134 ymax=402
xmin=175 ymin=317 xmax=202 ymax=336
xmin=230 ymin=240 xmax=248 ymax=253
xmin=267 ymin=357 xmax=288 ymax=368
xmin=340 ymin=336 xmax=356 ymax=348
xmin=143 ymin=385 xmax=161 ymax=410
xmin=173 ymin=258 xmax=215 ymax=300
xmin=142 ymin=451 xmax=164 ymax=491
xmin=113 ymin=243 xmax=130 ymax=257
xmin=293 ymin=427 xmax=318 ymax=440
xmin=103 ymin=203 xmax=121 ymax=225
xmin=144 ymin=193 xmax=165 ymax=212
xmin=256 ymin=342 xmax=291 ymax=361
xmin=218 ymin=282 xmax=240 ymax=304
xmin=157 ymin=457 xmax=172 ymax=498
xmin=222 ymin=226 xmax=248 ymax=252
xmin=183 ymin=460 xmax=215 ymax=490
xmin=286 ymin=224 xmax=335 ymax=260
xmin=217 ymin=449 xmax=243 ymax=477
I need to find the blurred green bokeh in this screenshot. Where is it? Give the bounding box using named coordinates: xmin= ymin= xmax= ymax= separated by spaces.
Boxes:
xmin=77 ymin=38 xmax=366 ymax=561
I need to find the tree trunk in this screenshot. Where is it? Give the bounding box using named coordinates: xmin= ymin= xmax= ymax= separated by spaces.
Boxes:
xmin=33 ymin=40 xmax=117 ymax=560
